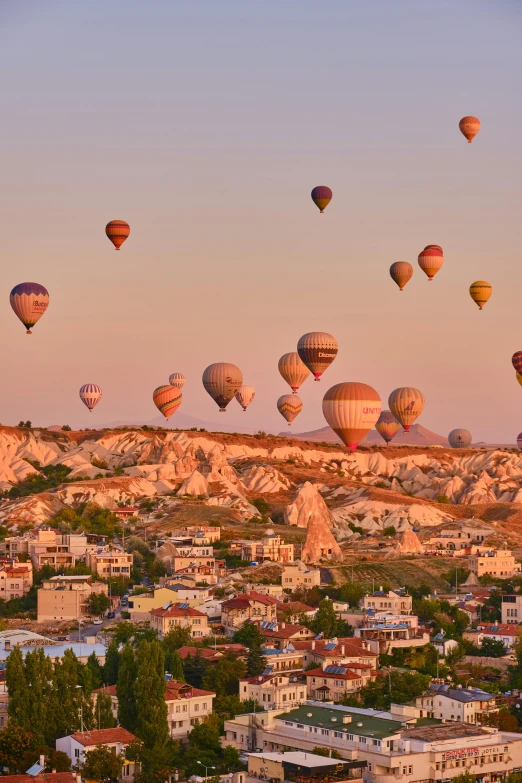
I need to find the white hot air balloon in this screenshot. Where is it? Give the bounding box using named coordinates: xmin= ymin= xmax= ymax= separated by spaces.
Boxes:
xmin=236 ymin=385 xmax=255 ymax=411
xmin=79 ymin=384 xmax=102 ymax=412
xmin=278 ymin=352 xmax=310 ymax=394
xmin=202 ymin=363 xmax=243 ymax=412
xmin=169 ymin=372 xmax=185 ymax=389
xmin=322 ymin=382 xmax=381 ymax=451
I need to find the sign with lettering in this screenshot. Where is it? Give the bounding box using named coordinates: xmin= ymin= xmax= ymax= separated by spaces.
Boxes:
xmin=442 ymin=748 xmax=480 ymax=761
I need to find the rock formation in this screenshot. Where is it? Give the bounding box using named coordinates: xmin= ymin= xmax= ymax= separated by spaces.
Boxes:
xmin=392 ymin=529 xmax=424 ymax=554
xmin=177 ymin=470 xmax=209 ymax=497
xmin=301 ymin=510 xmax=342 ymax=563
xmin=285 ymin=482 xmax=333 ymax=528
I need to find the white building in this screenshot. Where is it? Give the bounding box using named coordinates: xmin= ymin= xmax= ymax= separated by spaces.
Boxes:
xmin=56 ymin=728 xmax=137 ymax=782
xmin=416 ymin=683 xmax=499 ymax=724
xmin=362 ymin=589 xmax=412 ymax=615
xmin=239 ymin=673 xmax=306 ymax=710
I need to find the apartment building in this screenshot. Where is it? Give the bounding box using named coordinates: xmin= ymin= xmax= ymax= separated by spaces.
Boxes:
xmin=56 ymin=728 xmax=137 ymax=782
xmin=0 ymin=561 xmax=33 ymax=600
xmin=179 ymin=525 xmax=221 ymax=544
xmin=234 ymin=530 xmax=294 ymax=564
xmin=292 ymin=637 xmax=378 ymax=670
xmin=416 ymin=683 xmax=499 ymax=724
xmin=149 ymin=602 xmax=210 ymax=639
xmin=306 ymin=663 xmax=377 ymax=701
xmin=239 ymin=673 xmax=307 ymax=709
xmin=362 ymin=589 xmax=412 ymax=615
xmin=221 ymin=591 xmax=278 ymax=635
xmin=85 ymin=549 xmax=133 ymax=578
xmin=262 ymin=645 xmax=304 ymax=673
xmin=502 ymin=594 xmax=522 ymax=624
xmin=468 ymin=549 xmax=521 ymax=578
xmin=0 ymin=529 xmax=107 ymax=567
xmin=128 ymin=585 xmax=211 ymax=621
xmin=354 ymin=614 xmax=429 ymax=655
xmin=257 ymin=620 xmax=316 ymax=647
xmin=282 ymin=562 xmax=321 ymax=588
xmin=37 ymin=575 xmax=108 ymax=621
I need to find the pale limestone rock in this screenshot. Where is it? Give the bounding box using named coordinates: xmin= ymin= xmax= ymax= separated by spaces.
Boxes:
xmin=284 ymin=481 xmax=333 ymax=529
xmin=240 ymin=464 xmax=289 ymax=494
xmin=391 ymin=529 xmax=424 ymax=555
xmin=177 ymin=470 xmax=209 ymax=497
xmin=301 ymin=510 xmax=342 ymax=563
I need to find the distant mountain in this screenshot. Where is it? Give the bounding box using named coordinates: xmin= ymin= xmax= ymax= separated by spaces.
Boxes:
xmin=287 ymin=423 xmax=449 ymax=446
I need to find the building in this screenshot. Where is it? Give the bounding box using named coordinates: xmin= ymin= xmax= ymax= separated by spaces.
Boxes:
xmin=0 ymin=560 xmax=33 ymax=600
xmin=127 ymin=585 xmax=211 ymax=621
xmin=178 ymin=525 xmax=221 ymax=544
xmin=85 ymin=549 xmax=133 ymax=579
xmin=240 ymin=672 xmax=307 ymax=709
xmin=502 ymin=594 xmax=522 ymax=624
xmin=354 ymin=614 xmax=429 ymax=655
xmin=114 ymin=506 xmax=139 ymax=519
xmin=149 ymin=602 xmax=210 ymax=639
xmin=257 ymin=620 xmax=316 ymax=647
xmin=234 ymin=529 xmax=294 ymax=564
xmin=221 ymin=591 xmax=278 ymax=635
xmin=56 ymin=728 xmax=137 ymax=782
xmin=281 ymin=562 xmax=321 ymax=588
xmin=0 ymin=630 xmax=107 ymax=665
xmin=306 ymin=663 xmax=378 ymax=702
xmin=247 ymin=751 xmax=365 ymax=783
xmin=292 ymin=637 xmax=378 ymax=670
xmin=223 ymin=701 xmax=522 ymax=783
xmin=177 ymin=644 xmax=248 ymax=664
xmin=416 ymin=683 xmax=499 ymax=724
xmin=0 ymin=529 xmax=108 ymax=564
xmin=277 ymin=601 xmax=317 ymax=624
xmin=37 ymin=575 xmax=108 ymax=622
xmin=468 ymin=549 xmax=521 ymax=578
xmin=478 ymin=623 xmax=521 ymax=650
xmin=94 ymin=679 xmax=215 ymax=739
xmin=362 ymin=589 xmax=412 ymax=615
xmin=262 ymin=644 xmax=304 ymax=673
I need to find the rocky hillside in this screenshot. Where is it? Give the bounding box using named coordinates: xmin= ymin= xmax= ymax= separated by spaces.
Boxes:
xmin=1 ymin=426 xmax=522 ymax=562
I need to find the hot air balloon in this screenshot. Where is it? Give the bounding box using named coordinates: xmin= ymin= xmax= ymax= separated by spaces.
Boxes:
xmin=418 ymin=246 xmax=443 ymax=281
xmin=516 ymin=372 xmax=522 ymax=387
xmin=388 ymin=387 xmax=425 ymax=432
xmin=469 ymin=281 xmax=492 ymax=310
xmin=375 ymin=410 xmax=401 ymax=445
xmin=390 ymin=262 xmax=413 ymax=291
xmin=448 ymin=428 xmax=472 ymax=448
xmin=169 ymin=372 xmax=185 ymax=389
xmin=311 ymin=186 xmax=332 ymax=214
xmin=517 ymin=433 xmax=522 ymax=450
xmin=512 ymin=353 xmax=522 ymax=374
xmin=153 ymin=385 xmax=182 ymax=420
xmin=202 ymin=363 xmax=243 ymax=412
xmin=236 ymin=385 xmax=255 ymax=411
xmin=10 ymin=282 xmax=49 ymax=334
xmin=79 ymin=384 xmax=102 ymax=412
xmin=105 ymin=220 xmax=130 ymax=250
xmin=277 ymin=394 xmax=303 ymax=425
xmin=459 ymin=116 xmax=481 ymax=144
xmin=278 ymin=352 xmax=310 ymax=394
xmin=322 ymin=382 xmax=381 ymax=452
xmin=297 ymin=332 xmax=338 ymax=381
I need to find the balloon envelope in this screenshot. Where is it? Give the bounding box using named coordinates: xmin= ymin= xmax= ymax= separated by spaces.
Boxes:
xmin=278 ymin=352 xmax=310 ymax=393
xmin=322 ymin=382 xmax=382 ymax=451
xmin=517 ymin=433 xmax=522 ymax=450
xmin=389 ymin=262 xmax=413 ymax=291
xmin=388 ymin=387 xmax=425 ymax=432
xmin=153 ymin=385 xmax=182 ymax=420
xmin=79 ymin=384 xmax=102 ymax=412
xmin=169 ymin=373 xmax=185 ymax=389
xmin=459 ymin=116 xmax=481 ymax=143
xmin=202 ymin=363 xmax=243 ymax=412
xmin=311 ymin=186 xmax=332 ymax=213
xmin=375 ymin=410 xmax=401 ymax=444
xmin=517 ymin=372 xmax=522 ymax=387
xmin=105 ymin=220 xmax=130 ymax=250
xmin=418 ymin=246 xmax=443 ymax=281
xmin=512 ymin=353 xmax=522 ymax=373
xmin=10 ymin=282 xmax=49 ymax=334
xmin=236 ymin=385 xmax=255 ymax=411
xmin=469 ymin=281 xmax=492 ymax=310
xmin=277 ymin=394 xmax=303 ymax=425
xmin=297 ymin=332 xmax=338 ymax=381
xmin=448 ymin=428 xmax=472 ymax=448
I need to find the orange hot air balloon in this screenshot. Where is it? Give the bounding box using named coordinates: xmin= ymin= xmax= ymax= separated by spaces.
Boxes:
xmin=278 ymin=352 xmax=310 ymax=394
xmin=389 ymin=262 xmax=413 ymax=291
xmin=106 ymin=220 xmax=130 ymax=250
xmin=459 ymin=116 xmax=481 ymax=144
xmin=153 ymin=385 xmax=182 ymax=420
xmin=418 ymin=245 xmax=443 ymax=281
xmin=375 ymin=410 xmax=401 ymax=445
xmin=277 ymin=394 xmax=303 ymax=425
xmin=322 ymin=382 xmax=381 ymax=451
xmin=388 ymin=387 xmax=425 ymax=432
xmin=469 ymin=281 xmax=492 ymax=310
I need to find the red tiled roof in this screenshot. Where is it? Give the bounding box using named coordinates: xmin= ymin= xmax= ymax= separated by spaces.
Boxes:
xmin=177 ymin=646 xmax=220 ymax=660
xmin=305 ymin=667 xmax=360 ymax=681
xmin=241 ymin=672 xmax=303 ymax=685
xmin=277 ymin=601 xmax=314 ymax=614
xmin=0 ymin=775 xmax=76 ymax=783
xmin=222 ymin=591 xmax=278 ymax=610
xmin=150 ymin=603 xmax=206 ymax=618
xmin=258 ymin=623 xmax=314 ymax=639
xmin=165 ymin=681 xmax=215 ymax=700
xmin=93 ymin=685 xmax=117 ymax=696
xmin=71 ymin=727 xmax=136 ymax=746
xmin=292 ymin=637 xmax=378 ymax=657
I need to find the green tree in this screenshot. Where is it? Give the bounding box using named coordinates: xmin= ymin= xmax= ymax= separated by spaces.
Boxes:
xmin=480 ymin=637 xmax=507 ymax=658
xmin=0 ymin=724 xmax=35 ymax=773
xmin=53 ymin=649 xmax=85 ymax=738
xmin=246 ymin=643 xmax=265 ymax=677
xmin=103 ymin=640 xmax=120 ymax=685
xmin=88 ymin=592 xmax=110 ymax=617
xmin=6 ymin=646 xmax=31 ymax=731
xmin=117 ymin=644 xmax=138 ymax=732
xmin=95 ymin=690 xmax=116 ymax=729
xmin=81 ymin=744 xmax=124 ymax=782
xmin=232 ymin=623 xmax=263 ymax=648
xmin=20 ymin=746 xmax=71 ymax=773
xmin=25 ymin=647 xmax=56 ymax=746
xmin=168 ymin=650 xmax=186 ymax=682
xmin=135 ymin=641 xmax=169 ymax=769
xmin=338 ymin=582 xmax=366 ymax=608
xmin=86 ymin=652 xmax=104 ymax=690
xmin=162 ymin=626 xmax=192 ymax=672
xmin=311 ymin=598 xmax=338 ymax=638
xmin=183 ymin=650 xmax=208 ymax=689
xmin=184 ymin=715 xmax=222 ymax=774
xmin=202 ymin=656 xmax=246 ymax=697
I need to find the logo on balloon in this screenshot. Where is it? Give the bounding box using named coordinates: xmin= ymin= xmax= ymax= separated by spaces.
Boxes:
xmin=318 ymin=352 xmax=337 ymax=358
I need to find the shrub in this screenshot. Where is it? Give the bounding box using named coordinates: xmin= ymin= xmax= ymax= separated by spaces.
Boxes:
xmin=437 ymin=494 xmax=450 ymax=504
xmin=383 ymin=526 xmax=397 ymax=537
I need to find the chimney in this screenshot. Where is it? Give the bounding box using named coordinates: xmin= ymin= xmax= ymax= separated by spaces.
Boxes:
xmin=379 ymin=586 xmax=383 ymax=592
xmin=281 ymin=622 xmax=285 ymax=629
xmin=341 ymin=645 xmax=345 ymax=654
xmin=39 ymin=755 xmax=45 ymax=767
xmin=312 ymin=641 xmax=316 ymax=650
xmin=4 ymin=641 xmax=10 ymax=652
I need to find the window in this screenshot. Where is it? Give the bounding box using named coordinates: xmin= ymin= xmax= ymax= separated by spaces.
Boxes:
xmin=194 ymin=704 xmax=199 ymax=712
xmin=408 ymin=767 xmax=412 ymax=775
xmin=75 ymin=749 xmax=80 ymax=759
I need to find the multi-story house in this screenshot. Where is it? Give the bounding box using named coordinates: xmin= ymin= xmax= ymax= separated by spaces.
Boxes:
xmin=149 ymin=602 xmax=210 ymax=639
xmin=37 ymin=575 xmax=108 ymax=621
xmin=240 ymin=673 xmax=306 ymax=709
xmin=257 ymin=620 xmax=316 ymax=648
xmin=354 ymin=614 xmax=429 ymax=655
xmin=416 ymin=683 xmax=499 ymax=723
xmin=221 ymin=591 xmax=278 ymax=635
xmin=85 ymin=549 xmax=133 ymax=579
xmin=292 ymin=637 xmax=378 ymax=670
xmin=262 ymin=645 xmax=304 ymax=673
xmin=56 ymin=728 xmax=137 ymax=782
xmin=468 ymin=549 xmax=521 ymax=578
xmin=305 ymin=663 xmax=377 ymax=701
xmin=0 ymin=560 xmax=33 ymax=600
xmin=281 ymin=563 xmax=321 ymax=588
xmin=362 ymin=589 xmax=412 ymax=615
xmin=277 ymin=601 xmax=316 ymax=624
xmin=233 ymin=530 xmax=294 ymax=564
xmin=502 ymin=594 xmax=522 ymax=624
xmin=128 ymin=585 xmax=211 ymax=621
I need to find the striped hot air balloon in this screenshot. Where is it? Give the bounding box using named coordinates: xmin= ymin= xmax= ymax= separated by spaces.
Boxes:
xmin=153 ymin=385 xmax=182 ymax=420
xmin=278 ymin=352 xmax=310 ymax=394
xmin=297 ymin=332 xmax=338 ymax=381
xmin=311 ymin=186 xmax=332 ymax=214
xmin=322 ymin=382 xmax=382 ymax=452
xmin=469 ymin=281 xmax=492 ymax=310
xmin=512 ymin=353 xmax=522 ymax=374
xmin=202 ymin=363 xmax=243 ymax=412
xmin=105 ymin=220 xmax=130 ymax=250
xmin=10 ymin=282 xmax=50 ymax=334
xmin=277 ymin=394 xmax=303 ymax=425
xmin=79 ymin=384 xmax=102 ymax=412
xmin=459 ymin=116 xmax=481 ymax=144
xmin=169 ymin=372 xmax=185 ymax=389
xmin=236 ymin=385 xmax=255 ymax=411
xmin=448 ymin=428 xmax=472 ymax=448
xmin=388 ymin=387 xmax=425 ymax=432
xmin=389 ymin=262 xmax=413 ymax=291
xmin=418 ymin=246 xmax=444 ymax=281
xmin=375 ymin=410 xmax=401 ymax=445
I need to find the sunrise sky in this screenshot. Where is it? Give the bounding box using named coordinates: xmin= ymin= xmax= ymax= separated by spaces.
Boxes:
xmin=1 ymin=1 xmax=521 ymax=440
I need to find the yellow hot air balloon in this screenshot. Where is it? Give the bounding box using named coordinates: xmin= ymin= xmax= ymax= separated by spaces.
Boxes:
xmin=469 ymin=280 xmax=492 ymax=310
xmin=278 ymin=352 xmax=310 ymax=394
xmin=297 ymin=332 xmax=338 ymax=381
xmin=418 ymin=246 xmax=444 ymax=281
xmin=459 ymin=116 xmax=481 ymax=144
xmin=153 ymin=385 xmax=182 ymax=420
xmin=516 ymin=372 xmax=522 ymax=387
xmin=277 ymin=394 xmax=303 ymax=425
xmin=389 ymin=262 xmax=413 ymax=291
xmin=388 ymin=387 xmax=425 ymax=432
xmin=322 ymin=382 xmax=382 ymax=451
xmin=202 ymin=363 xmax=243 ymax=412
xmin=236 ymin=385 xmax=255 ymax=411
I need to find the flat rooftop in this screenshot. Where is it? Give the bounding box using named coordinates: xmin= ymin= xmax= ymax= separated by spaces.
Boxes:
xmin=279 ymin=705 xmax=403 ymax=740
xmin=402 ymin=723 xmax=490 ymax=741
xmin=248 ymin=752 xmax=348 ymax=769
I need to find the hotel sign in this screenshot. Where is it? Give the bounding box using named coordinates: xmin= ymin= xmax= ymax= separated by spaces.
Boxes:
xmin=442 ymin=748 xmax=480 ymax=761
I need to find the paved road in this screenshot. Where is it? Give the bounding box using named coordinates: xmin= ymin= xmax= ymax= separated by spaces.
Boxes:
xmin=68 ymin=609 xmax=124 ymax=642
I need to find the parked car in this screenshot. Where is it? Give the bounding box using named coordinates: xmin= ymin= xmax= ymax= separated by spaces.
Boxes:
xmin=57 ymin=636 xmax=68 ymax=642
xmin=93 ymin=618 xmax=103 ymax=625
xmin=107 ymin=611 xmax=116 ymax=619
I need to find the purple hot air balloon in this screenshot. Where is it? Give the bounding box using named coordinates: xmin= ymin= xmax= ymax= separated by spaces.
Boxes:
xmin=311 ymin=186 xmax=333 ymax=214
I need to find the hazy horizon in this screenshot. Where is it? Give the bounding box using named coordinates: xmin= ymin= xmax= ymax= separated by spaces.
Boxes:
xmin=1 ymin=1 xmax=521 ymax=442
